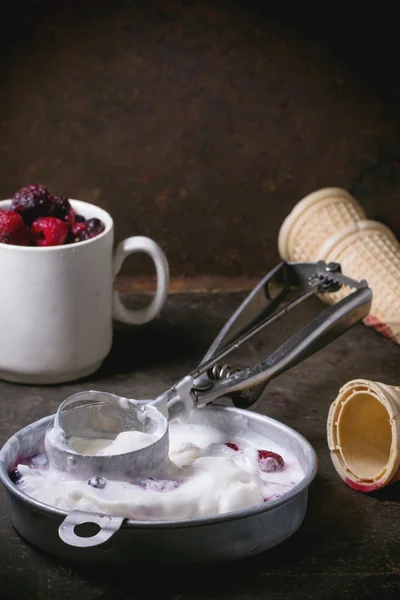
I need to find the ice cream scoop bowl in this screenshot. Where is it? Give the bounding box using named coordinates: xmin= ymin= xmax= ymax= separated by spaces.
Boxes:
xmin=45 ymin=391 xmax=171 ymax=481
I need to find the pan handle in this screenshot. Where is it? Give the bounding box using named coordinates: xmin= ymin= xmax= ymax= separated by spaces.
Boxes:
xmin=58 ymin=510 xmax=124 ymax=548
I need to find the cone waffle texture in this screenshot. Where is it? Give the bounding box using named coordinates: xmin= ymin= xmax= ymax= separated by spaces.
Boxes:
xmin=327 ymin=379 xmax=400 ymax=491
xmin=278 ymin=187 xmax=366 ymax=262
xmin=317 ymin=221 xmax=400 ymax=344
xmin=278 ymin=188 xmax=400 ymax=344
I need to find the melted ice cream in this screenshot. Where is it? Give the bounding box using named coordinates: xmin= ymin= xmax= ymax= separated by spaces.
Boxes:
xmin=14 ymin=422 xmax=305 ymax=521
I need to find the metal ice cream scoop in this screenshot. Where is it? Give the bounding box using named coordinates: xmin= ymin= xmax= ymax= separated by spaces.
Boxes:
xmin=45 ymin=392 xmax=170 ymax=480
xmin=45 ymin=261 xmax=372 ymax=481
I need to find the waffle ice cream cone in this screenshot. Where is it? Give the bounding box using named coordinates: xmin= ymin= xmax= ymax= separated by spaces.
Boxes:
xmin=327 ymin=379 xmax=400 ymax=491
xmin=278 ymin=187 xmax=366 ymax=262
xmin=316 ymin=220 xmax=400 ymax=344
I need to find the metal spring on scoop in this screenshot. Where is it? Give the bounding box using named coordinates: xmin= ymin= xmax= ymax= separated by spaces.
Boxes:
xmin=208 ymin=364 xmax=242 ymax=381
xmin=206 ymin=363 xmax=262 ymax=409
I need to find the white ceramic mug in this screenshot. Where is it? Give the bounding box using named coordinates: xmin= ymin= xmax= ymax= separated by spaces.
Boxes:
xmin=0 ymin=199 xmax=170 ymax=384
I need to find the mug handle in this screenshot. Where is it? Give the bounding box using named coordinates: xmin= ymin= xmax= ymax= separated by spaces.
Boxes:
xmin=112 ymin=236 xmax=169 ymax=325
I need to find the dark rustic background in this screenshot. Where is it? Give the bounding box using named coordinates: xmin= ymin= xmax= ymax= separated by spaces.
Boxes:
xmin=1 ymin=0 xmax=400 ymax=279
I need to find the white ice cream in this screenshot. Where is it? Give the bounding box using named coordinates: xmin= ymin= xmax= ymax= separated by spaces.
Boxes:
xmin=15 ymin=422 xmax=305 ymax=521
xmin=69 ymin=431 xmax=159 ymax=456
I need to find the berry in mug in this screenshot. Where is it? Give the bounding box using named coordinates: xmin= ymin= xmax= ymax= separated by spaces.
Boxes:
xmin=0 ymin=185 xmax=105 ymax=247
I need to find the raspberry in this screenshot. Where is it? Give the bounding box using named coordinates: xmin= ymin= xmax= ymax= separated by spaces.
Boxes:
xmin=49 ymin=194 xmax=71 ymax=220
xmin=0 ymin=210 xmax=32 ymax=245
xmin=86 ymin=218 xmax=105 ymax=238
xmin=225 ymin=442 xmax=239 ymax=451
xmin=31 ymin=216 xmax=69 ymax=247
xmin=9 ymin=185 xmax=105 ymax=246
xmin=70 ymin=221 xmax=88 ymax=243
xmin=11 ymin=184 xmax=51 ymax=224
xmin=257 ymin=450 xmax=285 ymax=473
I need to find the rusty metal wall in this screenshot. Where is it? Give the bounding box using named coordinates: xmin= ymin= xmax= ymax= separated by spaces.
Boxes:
xmin=1 ymin=1 xmax=399 ymax=277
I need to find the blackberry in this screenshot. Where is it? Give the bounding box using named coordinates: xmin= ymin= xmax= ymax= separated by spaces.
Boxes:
xmin=49 ymin=194 xmax=71 ymax=220
xmin=88 ymin=476 xmax=106 ymax=489
xmin=86 ymin=218 xmax=105 ymax=237
xmin=11 ymin=184 xmax=51 ymax=225
xmin=74 ymin=214 xmax=86 ymax=223
xmin=9 ymin=468 xmax=21 ymax=483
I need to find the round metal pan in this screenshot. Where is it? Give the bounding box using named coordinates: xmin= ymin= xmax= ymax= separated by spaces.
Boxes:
xmin=0 ymin=405 xmax=317 ymax=564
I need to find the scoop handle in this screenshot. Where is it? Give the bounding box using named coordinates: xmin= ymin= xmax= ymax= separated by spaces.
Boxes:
xmin=195 ymin=285 xmax=372 ymax=408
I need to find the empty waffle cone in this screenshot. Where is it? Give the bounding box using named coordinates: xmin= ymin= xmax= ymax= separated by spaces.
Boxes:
xmin=327 ymin=379 xmax=400 ymax=491
xmin=316 ymin=220 xmax=400 ymax=344
xmin=278 ymin=187 xmax=366 ymax=262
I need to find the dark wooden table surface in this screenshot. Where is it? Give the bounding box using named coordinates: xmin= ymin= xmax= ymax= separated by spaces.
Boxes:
xmin=0 ymin=293 xmax=399 ymax=600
